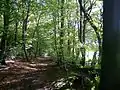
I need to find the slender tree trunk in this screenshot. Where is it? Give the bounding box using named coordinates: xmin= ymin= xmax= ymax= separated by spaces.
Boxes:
xmin=76 ymin=0 xmax=80 ymax=61
xmin=32 ymin=15 xmax=40 ymax=39
xmin=81 ymin=3 xmax=87 ymax=66
xmin=91 ymin=51 xmax=97 ymax=67
xmin=78 ymin=0 xmax=102 ymax=64
xmin=53 ymin=13 xmax=58 ymax=57
xmin=79 ymin=0 xmax=86 ymax=67
xmin=72 ymin=25 xmax=76 ymax=59
xmin=34 ymin=41 xmax=38 ymax=58
xmin=57 ymin=0 xmax=65 ymax=64
xmin=32 ymin=16 xmax=40 ymax=58
xmin=79 ymin=0 xmax=83 ymax=43
xmin=35 ymin=18 xmax=40 ymax=58
xmin=14 ymin=22 xmax=18 ymax=46
xmin=14 ymin=0 xmax=19 ymax=47
xmin=22 ymin=0 xmax=30 ymax=61
xmin=57 ymin=0 xmax=60 ymax=63
xmin=60 ymin=0 xmax=64 ymax=60
xmin=79 ymin=0 xmax=84 ymax=66
xmin=67 ymin=22 xmax=71 ymax=55
xmin=66 ymin=0 xmax=71 ymax=56
xmin=0 ymin=0 xmax=10 ymax=65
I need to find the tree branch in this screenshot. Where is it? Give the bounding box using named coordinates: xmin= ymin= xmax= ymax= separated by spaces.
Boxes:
xmin=78 ymin=0 xmax=102 ymax=58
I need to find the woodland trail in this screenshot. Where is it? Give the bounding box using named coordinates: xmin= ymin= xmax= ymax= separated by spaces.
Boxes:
xmin=0 ymin=57 xmax=65 ymax=90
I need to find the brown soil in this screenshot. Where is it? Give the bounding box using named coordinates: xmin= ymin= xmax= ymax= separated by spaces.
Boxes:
xmin=0 ymin=57 xmax=66 ymax=90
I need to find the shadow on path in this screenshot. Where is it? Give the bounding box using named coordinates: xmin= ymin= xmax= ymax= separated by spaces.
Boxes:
xmin=0 ymin=57 xmax=66 ymax=90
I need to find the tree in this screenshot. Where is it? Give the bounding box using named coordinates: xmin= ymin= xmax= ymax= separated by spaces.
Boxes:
xmin=79 ymin=0 xmax=87 ymax=67
xmin=100 ymin=0 xmax=120 ymax=90
xmin=0 ymin=0 xmax=10 ymax=65
xmin=0 ymin=0 xmax=103 ymax=68
xmin=78 ymin=0 xmax=102 ymax=65
xmin=22 ymin=0 xmax=31 ymax=61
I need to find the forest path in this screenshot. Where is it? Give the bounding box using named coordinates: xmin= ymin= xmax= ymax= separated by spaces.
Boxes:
xmin=0 ymin=57 xmax=65 ymax=90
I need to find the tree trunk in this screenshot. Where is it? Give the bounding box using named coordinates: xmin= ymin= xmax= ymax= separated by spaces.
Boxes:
xmin=78 ymin=0 xmax=102 ymax=64
xmin=14 ymin=0 xmax=19 ymax=47
xmin=67 ymin=22 xmax=71 ymax=55
xmin=58 ymin=0 xmax=65 ymax=63
xmin=79 ymin=0 xmax=83 ymax=43
xmin=91 ymin=51 xmax=97 ymax=67
xmin=34 ymin=41 xmax=38 ymax=58
xmin=14 ymin=22 xmax=18 ymax=46
xmin=32 ymin=16 xmax=40 ymax=58
xmin=100 ymin=0 xmax=120 ymax=90
xmin=78 ymin=0 xmax=86 ymax=67
xmin=0 ymin=0 xmax=10 ymax=65
xmin=53 ymin=13 xmax=58 ymax=57
xmin=22 ymin=0 xmax=30 ymax=61
xmin=66 ymin=0 xmax=71 ymax=56
xmin=72 ymin=25 xmax=75 ymax=59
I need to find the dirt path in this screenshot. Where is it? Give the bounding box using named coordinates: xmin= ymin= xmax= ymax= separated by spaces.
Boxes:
xmin=0 ymin=57 xmax=65 ymax=90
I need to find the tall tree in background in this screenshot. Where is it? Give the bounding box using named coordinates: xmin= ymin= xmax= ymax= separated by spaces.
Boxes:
xmin=14 ymin=0 xmax=19 ymax=47
xmin=79 ymin=0 xmax=86 ymax=67
xmin=22 ymin=0 xmax=31 ymax=61
xmin=78 ymin=0 xmax=102 ymax=65
xmin=0 ymin=0 xmax=10 ymax=65
xmin=52 ymin=12 xmax=58 ymax=57
xmin=58 ymin=0 xmax=65 ymax=63
xmin=66 ymin=0 xmax=71 ymax=56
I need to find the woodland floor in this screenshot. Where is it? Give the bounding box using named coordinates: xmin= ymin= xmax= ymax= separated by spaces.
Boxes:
xmin=0 ymin=57 xmax=67 ymax=90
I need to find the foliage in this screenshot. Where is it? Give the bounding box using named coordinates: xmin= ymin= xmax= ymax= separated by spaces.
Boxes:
xmin=0 ymin=0 xmax=103 ymax=89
